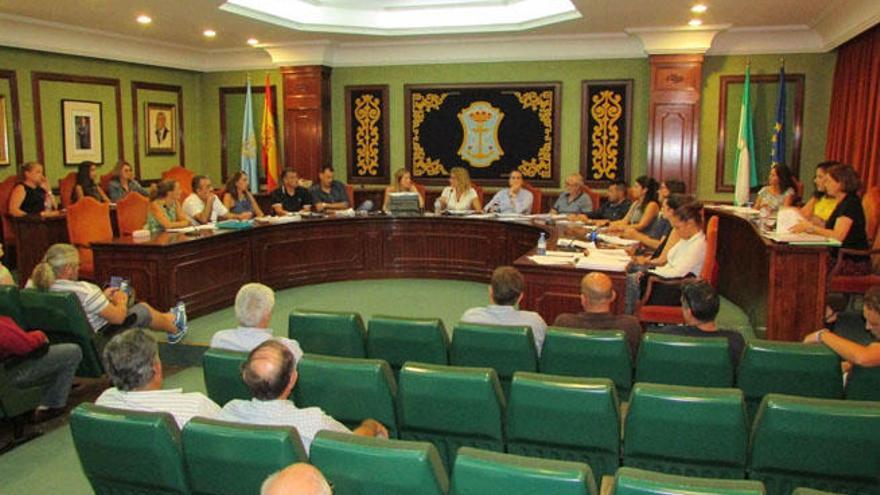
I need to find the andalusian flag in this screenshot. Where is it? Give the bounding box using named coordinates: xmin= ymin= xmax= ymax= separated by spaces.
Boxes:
xmin=260 ymin=74 xmax=279 ymax=191
xmin=734 ymin=65 xmax=757 ymax=206
xmin=240 ymin=78 xmax=258 ymax=193
xmin=770 ymin=64 xmax=786 ymax=166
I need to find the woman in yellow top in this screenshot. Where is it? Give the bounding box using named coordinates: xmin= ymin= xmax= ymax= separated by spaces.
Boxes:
xmin=383 ymin=169 xmax=425 ymax=211
xmin=800 ymin=161 xmax=840 ymax=224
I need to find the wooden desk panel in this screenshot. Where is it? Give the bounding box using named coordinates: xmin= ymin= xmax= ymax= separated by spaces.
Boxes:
xmin=9 ymin=215 xmax=69 ymax=288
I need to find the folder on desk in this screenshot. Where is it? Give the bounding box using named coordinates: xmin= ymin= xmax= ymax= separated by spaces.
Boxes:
xmin=216 ymin=220 xmax=254 ymax=230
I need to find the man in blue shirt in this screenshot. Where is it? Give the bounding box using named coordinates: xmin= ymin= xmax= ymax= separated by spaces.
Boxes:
xmin=551 ymin=173 xmax=593 ymax=215
xmin=587 ymin=180 xmax=632 ymax=223
xmin=309 ymin=166 xmax=350 ymax=212
xmin=484 ymin=170 xmax=533 ymax=214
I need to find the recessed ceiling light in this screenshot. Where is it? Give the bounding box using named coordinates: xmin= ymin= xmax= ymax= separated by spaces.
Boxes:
xmin=691 ymin=4 xmax=708 ymax=13
xmin=247 ymin=38 xmax=259 ymax=46
xmin=688 ymin=18 xmax=703 ymax=27
xmin=136 ymin=15 xmax=152 ymax=25
xmin=203 ymin=29 xmax=217 ymax=38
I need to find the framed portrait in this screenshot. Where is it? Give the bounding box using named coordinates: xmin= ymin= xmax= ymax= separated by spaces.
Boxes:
xmin=0 ymin=96 xmax=8 ymax=166
xmin=145 ymin=102 xmax=176 ymax=155
xmin=62 ymin=99 xmax=103 ymax=165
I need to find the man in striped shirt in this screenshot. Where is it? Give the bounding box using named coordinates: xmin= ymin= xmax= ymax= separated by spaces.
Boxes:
xmin=96 ymin=329 xmax=219 ymax=429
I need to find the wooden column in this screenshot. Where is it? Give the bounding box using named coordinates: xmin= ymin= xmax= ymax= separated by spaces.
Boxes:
xmin=647 ymin=55 xmax=703 ymax=191
xmin=281 ymin=65 xmax=332 ymax=181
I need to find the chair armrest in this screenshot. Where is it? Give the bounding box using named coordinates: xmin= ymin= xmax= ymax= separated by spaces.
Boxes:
xmin=830 ymin=247 xmax=880 ymax=278
xmin=638 ymin=274 xmax=695 ymax=307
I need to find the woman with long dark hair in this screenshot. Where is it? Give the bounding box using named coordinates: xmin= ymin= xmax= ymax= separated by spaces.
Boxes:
xmin=222 ymin=171 xmax=264 ymax=218
xmin=608 ymin=175 xmax=660 ymax=237
xmin=754 ymin=164 xmax=795 ymax=213
xmin=71 ymin=161 xmax=110 ymax=204
xmin=799 ymin=161 xmax=840 ymax=224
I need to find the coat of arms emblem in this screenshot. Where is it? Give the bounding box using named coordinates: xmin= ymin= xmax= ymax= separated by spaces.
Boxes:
xmin=457 ymin=101 xmax=504 ymax=168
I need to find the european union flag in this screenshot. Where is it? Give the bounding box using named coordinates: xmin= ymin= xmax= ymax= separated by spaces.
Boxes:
xmin=770 ymin=65 xmax=786 ymax=166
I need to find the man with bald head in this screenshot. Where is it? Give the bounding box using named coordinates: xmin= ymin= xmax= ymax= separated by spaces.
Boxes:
xmin=218 ymin=340 xmax=388 ymax=453
xmin=553 ymin=272 xmax=643 ymax=357
xmin=262 ymin=463 xmax=331 ymax=495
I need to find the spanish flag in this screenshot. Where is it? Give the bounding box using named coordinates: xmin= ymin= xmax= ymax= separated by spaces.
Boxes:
xmin=260 ymin=74 xmax=279 ymax=191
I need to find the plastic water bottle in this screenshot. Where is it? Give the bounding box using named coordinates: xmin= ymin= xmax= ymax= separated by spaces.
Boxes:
xmin=537 ymin=233 xmax=547 ymax=255
xmin=589 ymin=230 xmax=599 ymax=243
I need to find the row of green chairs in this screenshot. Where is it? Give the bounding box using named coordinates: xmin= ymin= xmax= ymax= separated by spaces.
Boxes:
xmin=0 ymin=285 xmax=103 ymax=376
xmin=287 ymin=310 xmax=879 ymax=404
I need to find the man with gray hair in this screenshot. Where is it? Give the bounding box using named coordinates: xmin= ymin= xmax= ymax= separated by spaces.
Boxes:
xmin=95 ymin=329 xmax=220 ymax=428
xmin=210 ymin=283 xmax=303 ymax=361
xmin=262 ymin=464 xmax=331 ymax=495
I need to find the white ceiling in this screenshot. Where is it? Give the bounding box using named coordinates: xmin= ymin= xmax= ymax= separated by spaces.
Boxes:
xmin=0 ymin=0 xmax=877 ymax=71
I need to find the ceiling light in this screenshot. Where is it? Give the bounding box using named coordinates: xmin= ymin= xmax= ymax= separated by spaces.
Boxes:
xmin=247 ymin=38 xmax=259 ymax=46
xmin=203 ymin=29 xmax=217 ymax=38
xmin=690 ymin=4 xmax=707 ymax=13
xmin=136 ymin=15 xmax=152 ymax=25
xmin=688 ymin=18 xmax=703 ymax=27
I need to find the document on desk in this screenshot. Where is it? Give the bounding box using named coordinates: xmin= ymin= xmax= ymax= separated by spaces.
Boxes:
xmin=556 ymin=238 xmax=591 ymax=250
xmin=764 ymin=232 xmax=841 ymax=246
xmin=528 ymin=254 xmax=579 ymax=266
xmin=596 ymin=234 xmax=639 ymax=247
xmin=258 ymin=214 xmax=302 ymax=224
xmin=464 ymin=212 xmax=497 ymax=219
xmin=710 ymin=205 xmax=760 ymax=216
xmin=576 ymin=252 xmax=629 ymax=272
xmin=166 ymin=224 xmax=217 ymax=233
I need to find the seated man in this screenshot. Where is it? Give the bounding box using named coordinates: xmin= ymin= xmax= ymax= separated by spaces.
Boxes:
xmin=649 ymin=280 xmax=745 ymax=368
xmin=262 ymin=464 xmax=332 ymax=495
xmin=550 ymin=173 xmax=593 ymax=215
xmin=271 ymin=169 xmax=313 ymax=215
xmin=310 ymin=166 xmax=350 ymax=212
xmin=219 ymin=340 xmax=388 ymax=453
xmin=96 ymin=329 xmax=220 ymax=428
xmin=803 ymin=285 xmax=880 ymax=369
xmin=554 ymin=273 xmax=642 ymax=358
xmin=210 ymin=283 xmax=303 ymax=362
xmin=0 ymin=316 xmax=82 ymax=422
xmin=585 ymin=180 xmax=632 ymax=223
xmin=484 ymin=170 xmax=533 ymax=214
xmin=182 ymin=175 xmax=229 ymax=225
xmin=461 ymin=266 xmax=547 ymax=354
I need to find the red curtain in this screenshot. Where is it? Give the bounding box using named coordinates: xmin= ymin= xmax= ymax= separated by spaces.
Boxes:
xmin=826 ymin=25 xmax=880 ymax=190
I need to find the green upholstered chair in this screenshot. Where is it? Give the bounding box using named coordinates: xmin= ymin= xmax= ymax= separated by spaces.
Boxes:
xmin=69 ymin=403 xmax=190 ymax=495
xmin=293 ymin=354 xmax=398 ymax=437
xmin=19 ymin=289 xmax=103 ymax=377
xmin=611 ymin=467 xmax=766 ymax=495
xmin=748 ymin=394 xmax=880 ymax=495
xmin=367 ymin=315 xmax=449 ymax=374
xmin=506 ymin=372 xmax=620 ymax=480
xmin=736 ymin=340 xmax=843 ymax=418
xmin=635 ymin=333 xmax=733 ymax=388
xmin=398 ymin=362 xmax=505 ymax=469
xmin=201 ymin=348 xmax=250 ymax=406
xmin=623 ymin=383 xmax=749 ymax=479
xmin=0 ymin=285 xmax=26 ymax=327
xmin=845 ymin=366 xmax=880 ymax=401
xmin=449 ymin=322 xmax=538 ymax=395
xmin=288 ymin=309 xmax=367 ymax=358
xmin=310 ymin=430 xmax=449 ymax=495
xmin=182 ymin=417 xmax=307 ymax=495
xmin=0 ymin=364 xmax=46 ymax=453
xmin=791 ymin=489 xmax=844 ymax=495
xmin=539 ymin=328 xmax=633 ymax=399
xmin=450 ymin=447 xmax=596 ymax=495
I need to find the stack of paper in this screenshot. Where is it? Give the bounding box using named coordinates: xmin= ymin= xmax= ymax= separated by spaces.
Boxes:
xmin=597 ymin=234 xmax=639 ymax=247
xmin=556 ymin=238 xmax=591 ymax=250
xmin=764 ymin=232 xmax=841 ymax=246
xmin=528 ymin=253 xmax=579 ymax=266
xmin=258 ymin=214 xmax=302 ymax=224
xmin=576 ymin=244 xmax=631 ymax=272
xmin=167 ymin=224 xmax=217 ymax=233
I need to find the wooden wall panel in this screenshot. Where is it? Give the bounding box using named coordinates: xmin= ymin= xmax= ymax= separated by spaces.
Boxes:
xmin=281 ymin=66 xmax=331 ymax=181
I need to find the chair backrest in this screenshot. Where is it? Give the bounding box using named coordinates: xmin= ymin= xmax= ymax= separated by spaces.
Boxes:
xmin=413 ymin=182 xmax=427 ymax=204
xmin=99 ymin=171 xmax=115 ymax=195
xmin=288 ymin=309 xmax=367 ymax=357
xmin=116 ymin=192 xmax=150 ymax=235
xmin=69 ymin=403 xmax=190 ymax=495
xmin=161 ymin=166 xmax=194 ymax=196
xmin=367 ymin=315 xmax=449 ymax=372
xmin=182 ymin=417 xmax=307 ymax=495
xmin=522 ymin=181 xmax=543 ymax=214
xmin=293 ymin=354 xmax=398 ymax=437
xmin=701 ymin=215 xmax=720 ymax=286
xmin=623 ymin=383 xmax=749 ymax=479
xmin=344 ymin=183 xmax=355 ymax=206
xmin=67 ymin=196 xmax=113 ymax=247
xmin=0 ymin=362 xmax=46 ymax=419
xmin=736 ymin=340 xmax=842 ymax=418
xmin=0 ymin=285 xmax=26 ymax=327
xmin=635 ymin=332 xmax=733 ymax=388
xmin=582 ymin=185 xmax=601 ymax=211
xmin=471 ymin=183 xmax=484 ymax=206
xmin=450 ymin=447 xmax=597 ymax=495
xmin=19 ymin=289 xmax=103 ymax=377
xmin=748 ymin=394 xmax=880 ymax=495
xmin=398 ymin=362 xmax=505 ymax=469
xmin=612 ymin=467 xmax=766 ymax=495
xmin=864 ymin=186 xmax=880 ymax=243
xmin=450 ymin=322 xmax=538 ymax=394
xmin=0 ymin=175 xmax=18 ymax=242
xmin=539 ymin=328 xmax=633 ymax=399
xmin=201 ymin=348 xmax=250 ymax=406
xmin=311 ymin=430 xmax=449 ymax=495
xmin=845 ymin=365 xmax=880 ymax=401
xmin=506 ymin=372 xmax=620 ymax=480
xmin=59 ymin=171 xmax=77 ymax=209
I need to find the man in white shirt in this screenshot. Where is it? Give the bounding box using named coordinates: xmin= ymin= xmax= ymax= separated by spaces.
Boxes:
xmin=218 ymin=340 xmax=388 ymax=454
xmin=211 ymin=283 xmax=303 ymax=362
xmin=461 ymin=266 xmax=547 ymax=354
xmin=484 ymin=170 xmax=534 ymax=214
xmin=96 ymin=329 xmax=220 ymax=429
xmin=182 ymin=175 xmax=229 ymax=225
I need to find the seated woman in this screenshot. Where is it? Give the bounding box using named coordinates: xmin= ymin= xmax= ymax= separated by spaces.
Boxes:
xmin=383 ymin=169 xmax=424 ymax=212
xmin=623 ymin=179 xmax=687 ymax=247
xmin=146 ymin=180 xmax=190 ymax=233
xmin=626 ymin=193 xmax=690 ymax=260
xmin=550 ymin=173 xmax=593 ymax=215
xmin=624 ymin=201 xmax=707 ymax=314
xmin=435 ymin=166 xmax=481 ymax=213
xmin=799 ymin=161 xmax=840 ymax=225
xmin=606 ymin=176 xmax=661 ymax=238
xmin=28 ymin=243 xmax=187 ymax=343
xmin=753 ymin=164 xmax=795 ymax=213
xmin=8 ymin=161 xmax=58 ymax=217
xmin=223 ymin=171 xmax=264 ymax=219
xmin=804 ymin=286 xmax=880 ymax=369
xmin=70 ymin=161 xmax=110 ymax=204
xmin=106 ymin=160 xmax=149 ymax=201
xmin=0 ymin=244 xmax=14 ymax=286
